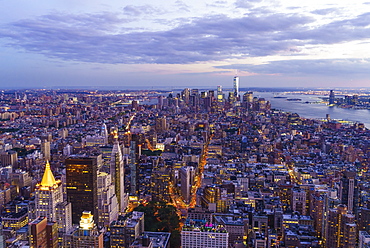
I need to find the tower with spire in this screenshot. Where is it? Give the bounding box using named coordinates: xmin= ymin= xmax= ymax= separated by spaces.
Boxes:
xmin=35 ymin=161 xmax=63 ymax=221
xmin=34 ymin=161 xmax=72 ymax=244
xmin=110 ymin=130 xmax=128 ymax=213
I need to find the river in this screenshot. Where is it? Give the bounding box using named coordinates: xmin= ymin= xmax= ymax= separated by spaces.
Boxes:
xmin=254 ymin=92 xmax=370 ymax=129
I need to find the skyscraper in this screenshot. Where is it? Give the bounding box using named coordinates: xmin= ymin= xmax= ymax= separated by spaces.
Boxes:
xmin=65 ymin=211 xmax=103 ymax=248
xmin=180 ymin=166 xmax=193 ymax=204
xmin=66 ymin=155 xmax=99 ymax=224
xmin=130 ymin=141 xmax=138 ymax=195
xmin=339 ymin=171 xmax=358 ymax=214
xmin=29 ymin=217 xmax=58 ymax=248
xmin=110 ymin=130 xmax=127 ymax=213
xmin=329 ymin=90 xmax=335 ymax=105
xmin=35 ymin=161 xmax=63 ymax=222
xmin=101 ymin=123 xmax=109 ymax=145
xmin=41 ymin=140 xmax=51 ymax=161
xmin=233 ymin=76 xmax=239 ymax=98
xmin=325 ymin=204 xmax=356 ymax=248
xmin=243 ymin=92 xmax=253 ymax=109
xmin=34 ymin=161 xmax=72 ymax=245
xmin=110 ymin=211 xmax=145 ymax=248
xmin=217 ymin=85 xmax=223 ymax=102
xmin=97 ymin=172 xmax=118 ymax=227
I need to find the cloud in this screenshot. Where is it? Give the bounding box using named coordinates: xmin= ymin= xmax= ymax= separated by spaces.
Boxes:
xmin=215 ymin=59 xmax=370 ymax=77
xmin=235 ymin=0 xmax=262 ymax=9
xmin=122 ymin=5 xmax=167 ymax=17
xmin=311 ymin=8 xmax=338 ymax=15
xmin=1 ymin=10 xmax=370 ymax=65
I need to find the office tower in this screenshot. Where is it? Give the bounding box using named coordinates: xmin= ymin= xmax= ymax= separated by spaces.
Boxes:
xmin=358 ymin=207 xmax=370 ymax=233
xmin=359 ymin=231 xmax=370 ymax=248
xmin=181 ymin=88 xmax=190 ymax=105
xmin=66 ymin=211 xmax=103 ymax=248
xmin=97 ymin=172 xmax=118 ymax=227
xmin=181 ymin=222 xmax=228 ymax=248
xmin=233 ymin=76 xmax=239 ymax=98
xmin=35 ymin=161 xmax=63 ymax=222
xmin=243 ymin=92 xmax=253 ymax=109
xmin=0 ymin=150 xmax=17 ymax=167
xmin=41 ymin=140 xmax=51 ymax=161
xmin=66 ymin=155 xmax=99 ymax=224
xmin=310 ymin=193 xmax=325 ymax=238
xmin=325 ymin=204 xmax=356 ymax=248
xmin=339 ymin=171 xmax=358 ymax=214
xmin=155 ymin=117 xmax=167 ymax=132
xmin=110 ymin=211 xmax=145 ymax=248
xmin=110 ymin=131 xmax=127 ymax=212
xmin=292 ymin=188 xmax=306 ymax=215
xmin=55 ymin=201 xmax=73 ymax=245
xmin=101 ymin=123 xmax=109 ymax=145
xmin=202 ymin=185 xmax=221 ymax=212
xmin=29 ymin=216 xmax=58 ymax=248
xmin=150 ymin=166 xmax=171 ymax=203
xmin=35 ymin=161 xmax=73 ymax=245
xmin=214 ymin=215 xmax=244 ymax=246
xmin=217 ymin=85 xmax=223 ymax=102
xmin=227 ymin=92 xmax=236 ymax=104
xmin=130 ymin=141 xmax=138 ymax=195
xmin=329 ymin=90 xmax=335 ymax=105
xmin=180 ymin=166 xmax=194 ymax=204
xmin=10 ymin=169 xmax=32 ymax=196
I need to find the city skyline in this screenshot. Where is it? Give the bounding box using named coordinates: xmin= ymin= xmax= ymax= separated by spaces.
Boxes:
xmin=1 ymin=0 xmax=370 ymax=89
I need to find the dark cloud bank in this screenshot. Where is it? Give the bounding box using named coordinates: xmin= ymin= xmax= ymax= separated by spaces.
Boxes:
xmin=1 ymin=7 xmax=370 ymax=76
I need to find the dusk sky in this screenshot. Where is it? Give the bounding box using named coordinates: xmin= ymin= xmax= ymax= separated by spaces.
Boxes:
xmin=1 ymin=0 xmax=370 ymax=89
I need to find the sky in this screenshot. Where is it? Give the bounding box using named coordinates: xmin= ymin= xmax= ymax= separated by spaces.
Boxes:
xmin=1 ymin=0 xmax=370 ymax=89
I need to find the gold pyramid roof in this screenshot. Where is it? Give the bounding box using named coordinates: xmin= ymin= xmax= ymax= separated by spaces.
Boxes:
xmin=40 ymin=161 xmax=57 ymax=187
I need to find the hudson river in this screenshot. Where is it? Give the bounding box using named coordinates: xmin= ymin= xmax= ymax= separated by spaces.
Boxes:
xmin=255 ymin=92 xmax=370 ymax=129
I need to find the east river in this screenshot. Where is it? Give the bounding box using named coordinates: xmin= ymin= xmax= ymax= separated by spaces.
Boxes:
xmin=254 ymin=92 xmax=370 ymax=129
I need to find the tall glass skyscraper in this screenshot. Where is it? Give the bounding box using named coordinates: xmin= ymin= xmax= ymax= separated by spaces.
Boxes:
xmin=66 ymin=155 xmax=99 ymax=224
xmin=233 ymin=76 xmax=239 ymax=97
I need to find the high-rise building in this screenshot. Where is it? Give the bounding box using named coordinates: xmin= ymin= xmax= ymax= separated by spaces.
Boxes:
xmin=217 ymin=86 xmax=223 ymax=102
xmin=66 ymin=155 xmax=99 ymax=224
xmin=35 ymin=161 xmax=63 ymax=222
xmin=41 ymin=140 xmax=51 ymax=161
xmin=339 ymin=171 xmax=358 ymax=214
xmin=243 ymin=92 xmax=253 ymax=109
xmin=130 ymin=141 xmax=138 ymax=195
xmin=65 ymin=211 xmax=103 ymax=248
xmin=0 ymin=150 xmax=17 ymax=167
xmin=359 ymin=231 xmax=370 ymax=248
xmin=97 ymin=172 xmax=118 ymax=227
xmin=233 ymin=76 xmax=239 ymax=98
xmin=110 ymin=131 xmax=128 ymax=213
xmin=181 ymin=221 xmax=228 ymax=248
xmin=101 ymin=123 xmax=109 ymax=145
xmin=150 ymin=166 xmax=171 ymax=203
xmin=110 ymin=211 xmax=145 ymax=248
xmin=34 ymin=161 xmax=72 ymax=245
xmin=358 ymin=207 xmax=370 ymax=233
xmin=292 ymin=188 xmax=306 ymax=215
xmin=180 ymin=166 xmax=194 ymax=204
xmin=182 ymin=88 xmax=190 ymax=105
xmin=29 ymin=216 xmax=58 ymax=248
xmin=329 ymin=90 xmax=335 ymax=105
xmin=155 ymin=117 xmax=167 ymax=133
xmin=325 ymin=204 xmax=356 ymax=248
